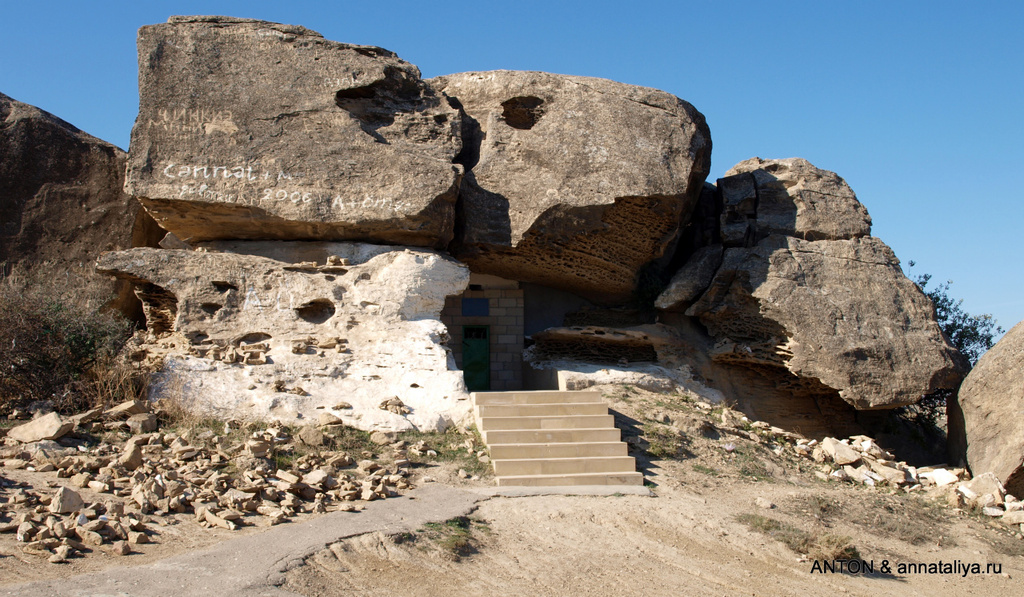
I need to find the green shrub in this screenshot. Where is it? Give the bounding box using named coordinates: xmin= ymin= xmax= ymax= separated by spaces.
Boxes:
xmin=0 ymin=272 xmax=134 ymax=414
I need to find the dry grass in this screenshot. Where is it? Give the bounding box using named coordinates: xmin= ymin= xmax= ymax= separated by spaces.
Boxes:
xmin=737 ymin=513 xmax=860 ymax=560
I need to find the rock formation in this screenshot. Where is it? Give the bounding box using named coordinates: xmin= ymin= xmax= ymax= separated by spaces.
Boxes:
xmin=0 ymin=92 xmax=160 ymax=317
xmin=127 ymin=16 xmax=462 ymax=248
xmin=85 ymin=16 xmax=965 ymax=437
xmin=432 ymin=71 xmax=711 ymax=303
xmin=953 ymin=320 xmax=1024 ymax=495
xmin=97 ymin=244 xmax=472 ymax=431
xmin=652 ymin=158 xmax=966 ymax=412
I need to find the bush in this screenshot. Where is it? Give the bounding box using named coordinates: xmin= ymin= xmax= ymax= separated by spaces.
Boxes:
xmin=909 ymin=263 xmax=1004 ymax=365
xmin=0 ymin=271 xmax=135 ymax=415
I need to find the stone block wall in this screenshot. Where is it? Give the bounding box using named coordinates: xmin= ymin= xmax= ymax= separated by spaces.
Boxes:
xmin=441 ymin=277 xmax=525 ymax=391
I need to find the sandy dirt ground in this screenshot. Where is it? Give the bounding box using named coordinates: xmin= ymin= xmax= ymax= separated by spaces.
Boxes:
xmin=2 ymin=385 xmax=1021 ymax=596
xmin=285 ymin=463 xmax=1022 ymax=597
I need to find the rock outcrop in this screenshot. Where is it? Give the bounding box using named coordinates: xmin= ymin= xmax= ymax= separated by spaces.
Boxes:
xmin=97 ymin=244 xmax=472 ymax=431
xmin=432 ymin=71 xmax=711 ymax=303
xmin=954 ymin=320 xmax=1024 ymax=496
xmin=0 ymin=92 xmax=160 ymax=316
xmin=719 ymin=157 xmax=871 ymax=245
xmin=659 ymin=158 xmax=965 ymax=410
xmin=127 ymin=16 xmax=462 ymax=248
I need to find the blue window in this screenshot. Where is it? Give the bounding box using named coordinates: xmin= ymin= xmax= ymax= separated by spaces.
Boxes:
xmin=461 ymin=298 xmax=489 ymax=317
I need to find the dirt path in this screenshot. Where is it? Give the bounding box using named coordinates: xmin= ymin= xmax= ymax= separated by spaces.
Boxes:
xmin=2 ymin=485 xmax=479 ymax=597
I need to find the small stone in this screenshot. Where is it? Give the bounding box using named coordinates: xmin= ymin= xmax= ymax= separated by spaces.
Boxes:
xmin=983 ymin=506 xmax=1005 ymax=517
xmin=48 ymin=544 xmax=72 ymax=563
xmin=332 ymin=402 xmax=352 ymax=410
xmin=49 ymin=487 xmax=85 ymax=514
xmin=204 ymin=510 xmax=238 ymax=531
xmin=104 ymin=399 xmax=148 ymax=419
xmin=318 ymin=412 xmax=345 ymax=426
xmin=110 ymin=540 xmax=131 ymax=555
xmin=276 ymin=470 xmax=301 ymax=484
xmin=755 ymin=497 xmax=775 ymax=509
xmin=302 ymin=469 xmax=329 ymax=487
xmin=7 ymin=413 xmax=74 ymax=443
xmin=16 ymin=522 xmax=37 ymax=543
xmin=296 ymin=426 xmax=324 ymax=447
xmin=79 ymin=529 xmax=105 ymax=546
xmin=126 ymin=413 xmax=159 ymax=435
xmin=369 ymin=431 xmax=397 ymax=445
xmin=457 ymin=469 xmax=469 ymax=479
xmin=88 ymin=480 xmax=111 ymax=493
xmin=821 ymin=437 xmax=861 ymax=466
xmin=960 ymin=473 xmax=1006 ymax=505
xmin=921 ymin=468 xmax=960 ymax=487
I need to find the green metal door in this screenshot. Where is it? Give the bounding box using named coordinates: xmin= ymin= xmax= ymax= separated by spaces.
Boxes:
xmin=462 ymin=325 xmax=490 ymax=392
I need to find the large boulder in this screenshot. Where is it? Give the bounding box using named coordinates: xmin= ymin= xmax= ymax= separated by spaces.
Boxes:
xmin=0 ymin=92 xmax=161 ymax=316
xmin=97 ymin=243 xmax=472 ymax=431
xmin=127 ymin=16 xmax=461 ymax=248
xmin=687 ymin=235 xmax=965 ymax=408
xmin=662 ymin=158 xmax=966 ymax=410
xmin=954 ymin=320 xmax=1024 ymax=495
xmin=432 ymin=71 xmax=711 ymax=303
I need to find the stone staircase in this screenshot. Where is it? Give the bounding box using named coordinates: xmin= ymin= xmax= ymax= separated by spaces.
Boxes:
xmin=472 ymin=390 xmax=644 ymax=487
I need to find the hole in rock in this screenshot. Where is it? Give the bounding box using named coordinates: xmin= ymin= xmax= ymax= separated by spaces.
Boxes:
xmin=501 ymin=96 xmax=545 ymax=130
xmin=235 ymin=332 xmax=273 ymax=346
xmin=295 ymin=299 xmax=336 ymax=324
xmin=200 ymin=303 xmax=223 ymax=315
xmin=212 ymin=281 xmax=237 ymax=292
xmin=187 ymin=332 xmax=209 ymax=344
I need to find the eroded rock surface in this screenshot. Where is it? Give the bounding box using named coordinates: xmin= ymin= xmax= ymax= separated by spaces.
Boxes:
xmin=432 ymin=70 xmax=711 ymax=303
xmin=97 ymin=244 xmax=472 ymax=431
xmin=0 ymin=92 xmax=161 ymax=316
xmin=954 ymin=320 xmax=1024 ymax=496
xmin=128 ymin=16 xmax=461 ymax=247
xmin=670 ymin=159 xmax=966 ymax=410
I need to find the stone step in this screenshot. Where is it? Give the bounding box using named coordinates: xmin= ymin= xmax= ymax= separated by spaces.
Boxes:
xmin=482 ymin=428 xmax=622 ymax=445
xmin=472 ymin=391 xmax=602 ymax=406
xmin=495 ymin=471 xmax=645 ymax=487
xmin=476 ymin=402 xmax=609 ymax=418
xmin=492 ymin=456 xmax=637 ymax=477
xmin=488 ymin=441 xmax=628 ymax=460
xmin=478 ymin=414 xmax=615 ymax=431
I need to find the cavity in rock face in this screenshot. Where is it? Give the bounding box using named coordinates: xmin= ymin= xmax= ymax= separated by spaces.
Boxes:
xmin=432 ymin=70 xmax=711 ymax=304
xmin=127 ymin=16 xmax=462 ymax=248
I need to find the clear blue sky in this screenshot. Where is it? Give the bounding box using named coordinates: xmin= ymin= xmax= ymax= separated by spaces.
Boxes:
xmin=2 ymin=1 xmax=1021 ymax=337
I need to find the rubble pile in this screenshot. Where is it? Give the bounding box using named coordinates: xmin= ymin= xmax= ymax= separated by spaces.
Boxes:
xmin=0 ymin=399 xmax=448 ymax=564
xmin=679 ymin=399 xmax=1024 ymax=537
